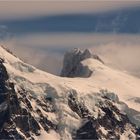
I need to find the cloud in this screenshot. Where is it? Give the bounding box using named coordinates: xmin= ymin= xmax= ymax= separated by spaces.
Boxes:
xmin=0 ymin=2 xmax=139 ymax=77
xmin=2 ymin=33 xmax=140 ymax=77
xmin=0 ymin=1 xmax=140 ymax=20
xmin=1 ymin=37 xmax=63 ymax=75
xmin=1 ymin=33 xmax=97 ymax=75
xmin=91 ymin=43 xmax=140 ymax=77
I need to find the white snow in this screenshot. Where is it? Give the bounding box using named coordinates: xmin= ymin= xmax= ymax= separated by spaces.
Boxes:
xmin=1 ymin=46 xmax=140 ymax=139
xmin=120 ymin=124 xmax=136 ymax=140
xmin=35 ymin=130 xmax=60 ymax=140
xmin=99 ymin=126 xmax=108 ymax=136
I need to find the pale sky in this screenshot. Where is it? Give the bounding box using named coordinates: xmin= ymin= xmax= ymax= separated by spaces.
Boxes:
xmin=1 ymin=1 xmax=140 ymax=76
xmin=0 ymin=1 xmax=140 ymax=20
xmin=4 ymin=33 xmax=140 ymax=75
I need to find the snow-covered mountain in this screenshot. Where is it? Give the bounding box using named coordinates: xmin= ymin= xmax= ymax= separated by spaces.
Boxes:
xmin=0 ymin=45 xmax=140 ymax=140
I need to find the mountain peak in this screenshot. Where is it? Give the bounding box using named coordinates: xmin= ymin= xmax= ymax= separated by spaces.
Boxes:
xmin=0 ymin=45 xmax=140 ymax=139
xmin=60 ymin=48 xmax=103 ymax=77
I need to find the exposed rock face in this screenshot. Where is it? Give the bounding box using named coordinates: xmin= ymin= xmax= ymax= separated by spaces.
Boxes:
xmin=68 ymin=89 xmax=139 ymax=139
xmin=60 ymin=48 xmax=103 ymax=77
xmin=0 ymin=59 xmax=57 ymax=139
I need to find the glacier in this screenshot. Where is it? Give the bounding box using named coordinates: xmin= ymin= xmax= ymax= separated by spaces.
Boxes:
xmin=0 ymin=46 xmax=140 ymax=139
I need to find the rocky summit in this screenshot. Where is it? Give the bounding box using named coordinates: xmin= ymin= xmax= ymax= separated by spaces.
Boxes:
xmin=61 ymin=48 xmax=103 ymax=77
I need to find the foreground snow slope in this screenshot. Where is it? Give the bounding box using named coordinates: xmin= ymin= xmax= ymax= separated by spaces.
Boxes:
xmin=0 ymin=46 xmax=140 ymax=139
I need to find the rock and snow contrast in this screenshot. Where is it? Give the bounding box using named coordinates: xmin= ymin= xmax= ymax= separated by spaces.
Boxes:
xmin=0 ymin=45 xmax=140 ymax=140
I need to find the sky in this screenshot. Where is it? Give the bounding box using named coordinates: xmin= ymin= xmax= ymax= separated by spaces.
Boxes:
xmin=0 ymin=1 xmax=139 ymax=20
xmin=0 ymin=1 xmax=140 ymax=76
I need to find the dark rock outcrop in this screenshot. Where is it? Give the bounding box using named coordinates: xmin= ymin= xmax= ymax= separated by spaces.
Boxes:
xmin=60 ymin=48 xmax=103 ymax=77
xmin=0 ymin=59 xmax=57 ymax=139
xmin=68 ymin=90 xmax=139 ymax=139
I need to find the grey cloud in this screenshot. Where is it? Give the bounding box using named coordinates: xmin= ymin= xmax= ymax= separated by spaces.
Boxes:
xmin=0 ymin=1 xmax=140 ymax=20
xmin=2 ymin=33 xmax=140 ymax=77
xmin=91 ymin=43 xmax=140 ymax=77
xmin=2 ymin=38 xmax=63 ymax=75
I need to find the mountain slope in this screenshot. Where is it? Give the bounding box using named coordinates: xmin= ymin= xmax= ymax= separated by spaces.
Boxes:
xmin=0 ymin=46 xmax=140 ymax=140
